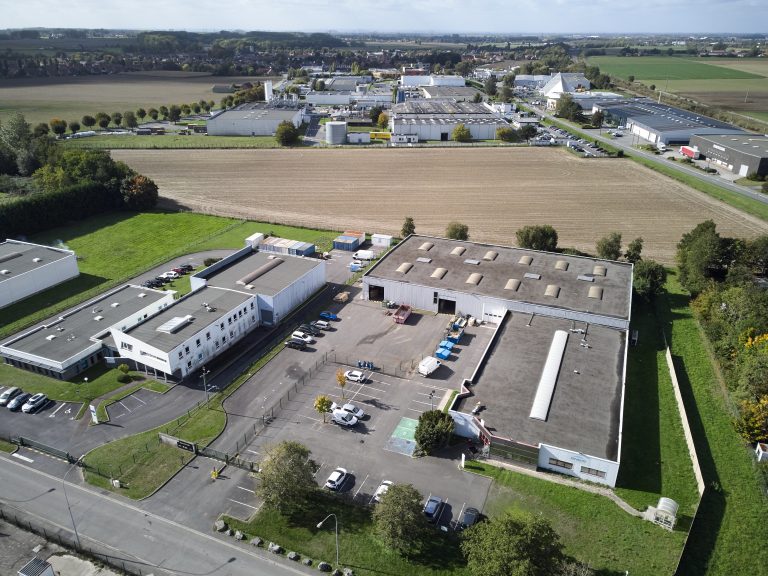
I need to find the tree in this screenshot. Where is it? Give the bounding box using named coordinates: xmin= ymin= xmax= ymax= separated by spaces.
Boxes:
xmin=500 ymin=86 xmax=513 ymax=102
xmin=148 ymin=108 xmax=159 ymax=120
xmin=519 ymin=125 xmax=538 ymax=141
xmin=484 ymin=76 xmax=497 ymax=96
xmin=472 ymin=92 xmax=484 ymax=103
xmin=336 ymin=368 xmax=347 ymax=399
xmin=95 ymin=112 xmax=110 ymax=129
xmin=369 ymin=106 xmax=383 ymax=123
xmin=402 ymin=216 xmax=415 ymax=237
xmin=0 ymin=113 xmax=31 ymax=152
xmin=122 ymin=111 xmax=138 ymax=128
xmin=555 ymin=94 xmax=583 ymax=122
xmin=762 ymin=181 xmax=768 ymax=195
xmin=414 ymin=409 xmax=454 ymax=455
xmin=81 ymin=115 xmax=96 ymax=129
xmin=677 ymin=220 xmax=722 ymax=296
xmin=735 ymin=396 xmax=768 ymax=443
xmin=110 ymin=112 xmax=123 ymax=127
xmin=168 ymin=105 xmax=181 ymax=122
xmin=275 ymin=121 xmax=300 ymax=146
xmin=649 ymin=84 xmax=656 ymax=91
xmin=192 ymin=102 xmax=201 ymax=114
xmin=596 ymin=231 xmax=622 ymax=260
xmin=496 ymin=127 xmax=520 ymax=143
xmin=373 ymin=483 xmax=425 ymax=555
xmin=628 ymin=75 xmax=635 ymax=83
xmin=121 ymin=174 xmax=158 ymax=210
xmin=180 ymin=104 xmax=191 ymax=116
xmin=516 ymin=225 xmax=558 ymax=252
xmin=68 ymin=121 xmax=80 ymax=135
xmin=452 ymin=123 xmax=471 ymax=142
xmin=159 ymin=105 xmax=169 ymax=120
xmin=314 ymin=395 xmax=332 ymax=423
xmin=136 ymin=108 xmax=147 ymax=120
xmin=591 ymin=110 xmax=604 ymax=128
xmin=377 ymin=112 xmax=389 ymax=129
xmin=461 ymin=511 xmax=564 ymax=576
xmin=32 ymin=122 xmax=50 ymax=137
xmin=315 ymin=79 xmax=326 ymax=91
xmin=633 ymin=259 xmax=667 ymax=301
xmin=502 ymin=73 xmax=516 ymax=87
xmin=255 ymin=441 xmax=319 ymax=514
xmin=446 ymin=221 xmax=469 ymax=241
xmin=624 ymin=237 xmax=643 ymax=264
xmin=49 ymin=118 xmax=67 ymax=138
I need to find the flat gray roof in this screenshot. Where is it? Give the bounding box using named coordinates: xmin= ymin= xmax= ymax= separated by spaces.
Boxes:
xmin=596 ymin=98 xmax=741 ymax=134
xmin=421 ymin=86 xmax=484 ymax=101
xmin=458 ymin=313 xmax=625 ymax=460
xmin=691 ymin=133 xmax=768 ymax=158
xmin=2 ymin=285 xmax=168 ymax=363
xmin=366 ymin=235 xmax=632 ymax=321
xmin=123 ymin=287 xmax=252 ymax=352
xmin=393 ymin=100 xmax=495 ymax=116
xmin=0 ymin=240 xmax=73 ymax=283
xmin=201 ymin=251 xmax=321 ymax=296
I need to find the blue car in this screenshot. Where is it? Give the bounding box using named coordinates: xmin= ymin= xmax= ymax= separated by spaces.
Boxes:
xmin=319 ymin=311 xmax=339 ymax=321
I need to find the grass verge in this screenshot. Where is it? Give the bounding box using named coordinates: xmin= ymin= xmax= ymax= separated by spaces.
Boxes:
xmin=224 ymin=492 xmax=468 ymax=576
xmin=95 ymin=379 xmax=171 ymax=423
xmin=661 ymin=272 xmax=768 ymax=575
xmin=0 ymin=438 xmax=17 ymax=453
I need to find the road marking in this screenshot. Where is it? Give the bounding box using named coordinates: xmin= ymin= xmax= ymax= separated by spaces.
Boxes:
xmin=353 ymin=474 xmax=369 ymax=500
xmin=236 ymin=486 xmax=255 ymax=494
xmin=11 ymin=453 xmax=33 ymax=463
xmin=246 ymin=449 xmax=260 ymax=455
xmin=132 ymin=395 xmax=147 ymax=405
xmin=412 ymin=400 xmax=435 ymax=407
xmin=298 ymin=414 xmax=322 ymax=423
xmin=118 ymin=401 xmax=132 ymax=413
xmin=407 ymin=408 xmax=424 ymax=413
xmin=227 ymin=498 xmax=259 ymax=510
xmin=454 ymin=502 xmax=466 ymax=531
xmin=312 ymin=460 xmax=326 ymax=478
xmin=49 ymin=403 xmax=65 ymax=418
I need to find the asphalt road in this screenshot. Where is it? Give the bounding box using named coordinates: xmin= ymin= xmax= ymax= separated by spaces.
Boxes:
xmin=0 ymin=454 xmax=315 ymax=576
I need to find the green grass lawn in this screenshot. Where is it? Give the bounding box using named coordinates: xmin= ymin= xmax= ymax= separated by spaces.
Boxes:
xmin=0 ymin=438 xmax=16 ymax=452
xmin=62 ymin=134 xmax=281 ymax=149
xmin=660 ymin=273 xmax=768 ymax=575
xmin=95 ymin=379 xmax=171 ymax=422
xmin=588 ymin=56 xmax=762 ymax=81
xmin=225 ymin=493 xmax=468 ymax=576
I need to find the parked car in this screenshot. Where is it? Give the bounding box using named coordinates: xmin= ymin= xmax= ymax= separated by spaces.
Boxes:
xmin=291 ymin=331 xmax=313 ymax=344
xmin=373 ymin=480 xmax=393 ymax=503
xmin=331 ymin=402 xmax=365 ymax=419
xmin=161 ymin=271 xmax=180 ymax=280
xmin=0 ymin=386 xmax=22 ymax=406
xmin=423 ymin=495 xmax=444 ymax=523
xmin=178 ymin=264 xmax=194 ymax=272
xmin=7 ymin=392 xmax=31 ymax=412
xmin=285 ymin=338 xmax=307 ymax=351
xmin=171 ymin=267 xmax=187 ymax=275
xmin=299 ymin=323 xmax=321 ymax=336
xmin=344 ymin=370 xmax=365 ymax=383
xmin=312 ymin=320 xmax=331 ymax=331
xmin=22 ymin=393 xmax=48 ymax=414
xmin=324 ymin=467 xmax=348 ymax=491
xmin=319 ymin=311 xmax=339 ymax=321
xmin=331 ymin=410 xmax=358 ymax=427
xmin=154 ymin=276 xmax=171 ymax=284
xmin=458 ymin=507 xmax=481 ymax=530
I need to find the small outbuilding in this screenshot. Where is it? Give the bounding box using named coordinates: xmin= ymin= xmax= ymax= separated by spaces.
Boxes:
xmin=372 ymin=234 xmax=393 ymax=248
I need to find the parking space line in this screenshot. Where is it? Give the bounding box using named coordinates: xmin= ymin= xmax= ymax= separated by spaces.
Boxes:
xmin=411 ymin=400 xmax=434 ymax=407
xmin=236 ymin=486 xmax=255 ymax=494
xmin=12 ymin=453 xmax=34 ymax=463
xmin=132 ymin=395 xmax=147 ymax=405
xmin=227 ymin=498 xmax=258 ymax=510
xmin=407 ymin=407 xmax=424 ymax=413
xmin=353 ymin=474 xmax=369 ymax=500
xmin=298 ymin=414 xmax=322 ymax=423
xmin=118 ymin=400 xmax=132 ymax=413
xmin=49 ymin=403 xmax=65 ymax=418
xmin=246 ymin=449 xmax=260 ymax=455
xmin=454 ymin=502 xmax=466 ymax=531
xmin=313 ymin=461 xmax=326 ymax=478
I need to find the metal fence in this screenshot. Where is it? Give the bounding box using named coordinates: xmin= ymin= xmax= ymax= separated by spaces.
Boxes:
xmin=329 ymin=351 xmax=418 ymax=381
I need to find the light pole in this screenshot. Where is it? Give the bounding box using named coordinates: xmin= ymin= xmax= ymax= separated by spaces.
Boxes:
xmin=317 ymin=513 xmax=339 ymax=567
xmin=429 ymin=390 xmax=435 ymax=411
xmin=200 ymin=367 xmax=211 ymax=405
xmin=62 ymin=458 xmax=82 ymax=551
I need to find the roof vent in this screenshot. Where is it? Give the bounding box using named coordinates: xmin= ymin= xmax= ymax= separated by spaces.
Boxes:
xmin=505 ymin=278 xmax=521 ymax=291
xmin=451 ymin=246 xmax=466 ymax=256
xmin=519 ymin=255 xmax=533 ymax=266
xmin=110 ymin=302 xmax=120 ymax=308
xmin=431 ymin=267 xmax=448 ymax=279
xmin=33 ymin=257 xmax=43 ymax=263
xmin=157 ymin=315 xmax=195 ymax=334
xmin=555 ymin=260 xmax=569 ymax=271
xmin=419 ymin=242 xmax=434 ymax=251
xmin=138 ymin=293 xmax=146 ymax=298
xmin=0 ymin=269 xmax=9 ymax=275
xmin=466 ymin=273 xmax=483 ymax=285
xmin=593 ymin=265 xmax=607 ymax=277
xmin=464 ymin=259 xmax=480 ymax=265
xmin=588 ymin=286 xmax=603 ymax=299
xmin=416 ymin=257 xmax=432 ymax=264
xmin=46 ymin=334 xmax=57 ymax=341
xmin=577 ymin=274 xmax=595 ymax=282
xmin=396 ymin=262 xmax=413 ymax=274
xmin=483 ymin=251 xmax=498 ymax=261
xmin=545 ymin=285 xmax=560 ymax=298
xmin=524 ymin=272 xmax=541 ymax=280
xmin=94 ymin=315 xmax=104 ymax=321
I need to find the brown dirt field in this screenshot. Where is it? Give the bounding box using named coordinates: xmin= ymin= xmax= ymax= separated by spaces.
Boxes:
xmin=112 ymin=147 xmax=768 ymax=264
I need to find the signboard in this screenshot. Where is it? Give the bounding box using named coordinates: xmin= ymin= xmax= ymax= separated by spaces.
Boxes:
xmin=89 ymin=404 xmax=98 ymax=424
xmin=177 ymin=440 xmax=195 ymax=453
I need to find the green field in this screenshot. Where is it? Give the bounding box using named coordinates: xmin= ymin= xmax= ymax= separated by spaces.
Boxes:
xmin=588 ymin=56 xmax=762 ymax=81
xmin=63 ymin=134 xmax=282 ymax=149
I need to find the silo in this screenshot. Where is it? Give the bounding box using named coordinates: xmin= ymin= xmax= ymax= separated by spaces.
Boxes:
xmin=326 ymin=121 xmax=347 ymax=145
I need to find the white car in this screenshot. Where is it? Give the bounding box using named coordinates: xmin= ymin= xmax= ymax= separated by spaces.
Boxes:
xmin=373 ymin=480 xmax=393 ymax=503
xmin=331 ymin=402 xmax=365 ymax=420
xmin=160 ymin=271 xmax=180 ymax=280
xmin=21 ymin=393 xmax=48 ymax=414
xmin=291 ymin=331 xmax=313 ymax=344
xmin=331 ymin=410 xmax=358 ymax=427
xmin=344 ymin=370 xmax=365 ymax=383
xmin=312 ymin=320 xmax=331 ymax=331
xmin=324 ymin=467 xmax=347 ymax=491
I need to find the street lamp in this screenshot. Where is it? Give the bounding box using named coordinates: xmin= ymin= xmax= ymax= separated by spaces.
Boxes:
xmin=200 ymin=367 xmax=211 ymax=405
xmin=429 ymin=390 xmax=435 ymax=411
xmin=62 ymin=458 xmax=82 ymax=550
xmin=316 ymin=513 xmax=339 ymax=567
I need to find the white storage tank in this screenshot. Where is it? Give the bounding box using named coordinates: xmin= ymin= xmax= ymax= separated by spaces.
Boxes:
xmin=326 ymin=121 xmax=347 ymax=145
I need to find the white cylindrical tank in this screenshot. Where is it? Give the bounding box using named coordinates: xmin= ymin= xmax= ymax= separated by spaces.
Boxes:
xmin=657 ymin=497 xmax=679 ymax=517
xmin=326 ymin=121 xmax=347 ymax=145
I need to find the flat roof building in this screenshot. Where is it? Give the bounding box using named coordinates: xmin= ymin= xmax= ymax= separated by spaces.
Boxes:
xmin=0 ymin=240 xmax=79 ymax=309
xmin=207 ymin=102 xmax=304 ymax=136
xmin=420 ymin=85 xmax=485 ymax=102
xmin=689 ymin=133 xmax=768 ymax=177
xmin=390 ymin=101 xmax=507 ymax=142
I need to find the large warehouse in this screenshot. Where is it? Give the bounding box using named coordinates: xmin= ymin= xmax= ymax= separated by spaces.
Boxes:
xmin=595 ymin=98 xmax=744 ymax=145
xmin=0 ymin=240 xmax=79 ymax=309
xmin=689 ymin=133 xmax=768 ymax=177
xmin=362 ymin=235 xmax=632 ymax=486
xmin=390 ymin=101 xmax=507 ymax=141
xmin=206 ymin=102 xmax=305 ymax=136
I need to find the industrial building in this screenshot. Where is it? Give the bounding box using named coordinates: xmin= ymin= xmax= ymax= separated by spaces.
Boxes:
xmin=546 ymin=91 xmax=624 ymax=111
xmin=206 ymin=102 xmax=305 ymax=136
xmin=390 ymin=101 xmax=507 ymax=141
xmin=689 ymin=133 xmax=768 ymax=177
xmin=420 ymin=85 xmax=485 ymax=102
xmin=1 ymin=285 xmax=174 ymax=380
xmin=594 ymin=98 xmax=744 ymax=145
xmin=0 ymin=240 xmax=80 ymax=309
xmin=399 ymin=75 xmax=466 ymax=88
xmin=362 ymin=235 xmax=632 ymax=486
xmin=541 ymin=73 xmax=591 ymax=99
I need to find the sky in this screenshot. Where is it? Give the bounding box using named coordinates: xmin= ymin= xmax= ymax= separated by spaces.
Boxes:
xmin=1 ymin=0 xmax=766 ymax=35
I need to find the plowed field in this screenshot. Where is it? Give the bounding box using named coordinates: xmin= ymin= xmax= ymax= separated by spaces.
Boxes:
xmin=112 ymin=147 xmax=768 ymax=263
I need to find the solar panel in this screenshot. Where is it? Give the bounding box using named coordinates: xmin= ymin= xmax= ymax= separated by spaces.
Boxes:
xmin=157 ymin=315 xmax=194 ymax=334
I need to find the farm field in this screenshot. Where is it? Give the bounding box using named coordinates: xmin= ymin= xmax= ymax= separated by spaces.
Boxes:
xmin=111 ymin=147 xmax=768 ymax=264
xmin=588 ymin=56 xmax=762 ymax=81
xmin=63 ymin=134 xmax=281 ymax=149
xmin=0 ymin=71 xmax=279 ymax=127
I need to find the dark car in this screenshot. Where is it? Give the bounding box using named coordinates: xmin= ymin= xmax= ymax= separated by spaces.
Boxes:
xmin=285 ymin=338 xmax=307 ymax=350
xmin=7 ymin=392 xmax=31 ymax=412
xmin=423 ymin=495 xmax=444 ymax=524
xmin=299 ymin=323 xmax=320 ymax=336
xmin=179 ymin=264 xmax=194 ymax=272
xmin=458 ymin=507 xmax=480 ymax=530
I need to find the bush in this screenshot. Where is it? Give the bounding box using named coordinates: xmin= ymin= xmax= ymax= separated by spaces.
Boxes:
xmin=275 ymin=121 xmax=300 ymax=146
xmin=203 ymin=257 xmax=222 ymax=267
xmin=117 ymin=373 xmax=132 ymax=383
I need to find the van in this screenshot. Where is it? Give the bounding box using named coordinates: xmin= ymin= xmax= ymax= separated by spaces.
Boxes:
xmin=418 ymin=356 xmax=441 ymax=377
xmin=0 ymin=386 xmax=21 ymax=406
xmin=353 ymin=250 xmax=375 ymax=261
